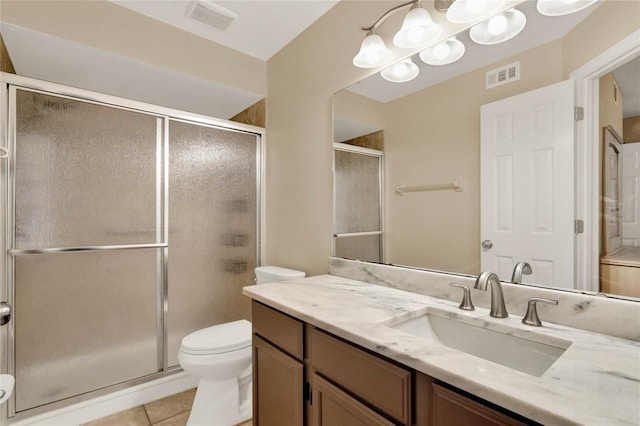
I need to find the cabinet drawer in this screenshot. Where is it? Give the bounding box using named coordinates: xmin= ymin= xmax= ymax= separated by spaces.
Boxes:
xmin=432 ymin=384 xmax=527 ymax=426
xmin=309 ymin=328 xmax=411 ymax=425
xmin=252 ymin=301 xmax=303 ymax=360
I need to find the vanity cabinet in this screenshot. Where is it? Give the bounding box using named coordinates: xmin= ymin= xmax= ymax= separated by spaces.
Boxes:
xmin=252 ymin=301 xmax=304 ymax=426
xmin=251 ymin=301 xmax=533 ymax=426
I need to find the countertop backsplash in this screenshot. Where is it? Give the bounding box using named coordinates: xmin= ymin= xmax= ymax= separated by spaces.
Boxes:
xmin=328 ymin=257 xmax=640 ymax=341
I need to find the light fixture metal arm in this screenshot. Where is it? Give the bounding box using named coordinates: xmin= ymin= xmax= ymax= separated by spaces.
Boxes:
xmin=362 ymin=0 xmax=419 ymax=32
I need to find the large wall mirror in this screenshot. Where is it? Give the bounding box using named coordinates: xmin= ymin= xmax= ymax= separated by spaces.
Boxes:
xmin=332 ymin=0 xmax=640 ymax=300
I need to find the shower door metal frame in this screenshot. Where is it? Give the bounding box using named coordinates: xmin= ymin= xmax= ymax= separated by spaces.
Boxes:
xmin=0 ymin=72 xmax=264 ymax=421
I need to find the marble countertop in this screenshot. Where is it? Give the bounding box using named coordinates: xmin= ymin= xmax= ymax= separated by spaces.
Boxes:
xmin=243 ymin=275 xmax=640 ymax=426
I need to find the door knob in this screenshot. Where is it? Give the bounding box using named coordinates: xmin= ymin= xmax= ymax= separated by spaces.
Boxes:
xmin=481 ymin=240 xmax=493 ymax=249
xmin=0 ymin=302 xmax=10 ymax=326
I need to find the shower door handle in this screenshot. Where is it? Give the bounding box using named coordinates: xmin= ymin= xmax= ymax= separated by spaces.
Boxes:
xmin=0 ymin=302 xmax=10 ymax=326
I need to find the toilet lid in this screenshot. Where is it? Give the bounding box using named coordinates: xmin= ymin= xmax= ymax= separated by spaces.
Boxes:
xmin=181 ymin=320 xmax=252 ymax=354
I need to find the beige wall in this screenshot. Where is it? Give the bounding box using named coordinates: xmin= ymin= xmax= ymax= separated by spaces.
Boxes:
xmin=599 ymin=73 xmax=624 ymax=138
xmin=264 ymin=1 xmax=399 ymax=275
xmin=624 ymin=116 xmax=640 ymax=143
xmin=0 ymin=0 xmax=266 ymax=96
xmin=562 ymin=0 xmax=640 ymax=77
xmin=333 ymin=90 xmax=386 ymax=132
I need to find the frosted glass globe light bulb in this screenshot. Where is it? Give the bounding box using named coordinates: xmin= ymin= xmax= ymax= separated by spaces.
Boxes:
xmin=488 ymin=14 xmax=508 ymax=36
xmin=466 ymin=0 xmax=485 ymax=14
xmin=366 ymin=50 xmax=381 ymax=65
xmin=393 ymin=63 xmax=407 ymax=78
xmin=407 ymin=27 xmax=426 ymax=44
xmin=432 ymin=42 xmax=451 ymax=60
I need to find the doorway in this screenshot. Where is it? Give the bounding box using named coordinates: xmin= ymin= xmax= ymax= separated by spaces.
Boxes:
xmin=572 ymin=29 xmax=640 ymax=297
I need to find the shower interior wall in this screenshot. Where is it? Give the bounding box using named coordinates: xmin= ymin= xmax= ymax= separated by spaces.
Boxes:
xmin=0 ymin=73 xmax=262 ymax=420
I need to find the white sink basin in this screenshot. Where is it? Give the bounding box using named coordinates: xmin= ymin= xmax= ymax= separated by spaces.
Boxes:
xmin=389 ymin=309 xmax=571 ymax=376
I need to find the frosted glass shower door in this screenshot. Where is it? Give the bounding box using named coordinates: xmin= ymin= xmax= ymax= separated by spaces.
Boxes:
xmin=333 ymin=146 xmax=383 ymax=263
xmin=167 ymin=120 xmax=259 ymax=367
xmin=11 ymin=89 xmax=163 ymax=412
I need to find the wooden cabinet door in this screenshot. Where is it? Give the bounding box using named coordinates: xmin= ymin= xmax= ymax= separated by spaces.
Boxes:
xmin=311 ymin=373 xmax=394 ymax=426
xmin=432 ymin=384 xmax=525 ymax=426
xmin=253 ymin=335 xmax=304 ymax=426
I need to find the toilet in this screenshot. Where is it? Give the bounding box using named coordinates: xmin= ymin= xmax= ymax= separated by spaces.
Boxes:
xmin=178 ymin=266 xmax=305 ymax=426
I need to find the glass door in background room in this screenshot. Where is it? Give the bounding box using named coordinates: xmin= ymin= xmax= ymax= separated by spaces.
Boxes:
xmin=333 ymin=143 xmax=384 ymax=263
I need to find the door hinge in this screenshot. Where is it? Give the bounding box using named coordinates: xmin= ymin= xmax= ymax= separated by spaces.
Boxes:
xmin=303 ymin=382 xmax=312 ymax=405
xmin=575 ymin=219 xmax=584 ymax=234
xmin=575 ymin=107 xmax=584 ymax=122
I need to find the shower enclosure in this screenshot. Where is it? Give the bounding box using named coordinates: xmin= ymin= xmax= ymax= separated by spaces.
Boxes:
xmin=0 ymin=74 xmax=262 ymax=420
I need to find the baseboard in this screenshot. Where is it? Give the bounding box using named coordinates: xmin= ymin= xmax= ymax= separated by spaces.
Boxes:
xmin=10 ymin=373 xmax=199 ymax=426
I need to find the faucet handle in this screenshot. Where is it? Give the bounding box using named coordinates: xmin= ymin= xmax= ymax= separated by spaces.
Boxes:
xmin=522 ymin=297 xmax=558 ymax=327
xmin=449 ymin=283 xmax=475 ymax=311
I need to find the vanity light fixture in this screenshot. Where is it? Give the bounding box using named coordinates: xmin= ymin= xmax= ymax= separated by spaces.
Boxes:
xmin=536 ymin=0 xmax=599 ymax=16
xmin=419 ymin=36 xmax=465 ymax=65
xmin=352 ymin=0 xmax=440 ymax=68
xmin=445 ymin=0 xmax=506 ymax=23
xmin=469 ymin=8 xmax=526 ymax=45
xmin=380 ymin=58 xmax=420 ymax=82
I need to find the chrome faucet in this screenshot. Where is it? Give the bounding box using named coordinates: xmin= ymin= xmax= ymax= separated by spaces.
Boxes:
xmin=474 ymin=271 xmax=508 ymax=318
xmin=511 ymin=261 xmax=532 ymax=284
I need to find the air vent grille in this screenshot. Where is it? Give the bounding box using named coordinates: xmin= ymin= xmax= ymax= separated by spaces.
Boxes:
xmin=189 ymin=1 xmax=238 ymax=31
xmin=486 ymin=61 xmax=521 ymax=89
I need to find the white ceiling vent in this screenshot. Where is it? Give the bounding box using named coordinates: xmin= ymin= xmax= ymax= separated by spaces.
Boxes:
xmin=188 ymin=1 xmax=238 ymax=31
xmin=486 ymin=61 xmax=521 ymax=89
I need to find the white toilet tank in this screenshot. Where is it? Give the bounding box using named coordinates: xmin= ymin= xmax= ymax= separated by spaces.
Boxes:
xmin=255 ymin=266 xmax=305 ymax=284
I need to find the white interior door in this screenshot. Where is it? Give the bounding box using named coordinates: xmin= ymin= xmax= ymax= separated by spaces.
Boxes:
xmin=481 ymin=79 xmax=575 ymax=289
xmin=622 ymin=142 xmax=640 ymax=246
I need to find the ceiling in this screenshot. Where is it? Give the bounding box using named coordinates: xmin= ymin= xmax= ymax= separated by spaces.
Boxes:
xmin=109 ymin=0 xmax=338 ymax=61
xmin=0 ymin=0 xmax=337 ymax=119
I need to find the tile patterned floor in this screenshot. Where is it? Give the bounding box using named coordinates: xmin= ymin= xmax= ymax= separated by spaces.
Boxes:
xmin=83 ymin=389 xmax=252 ymax=426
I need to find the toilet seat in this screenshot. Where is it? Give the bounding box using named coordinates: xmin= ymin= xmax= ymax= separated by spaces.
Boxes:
xmin=181 ymin=319 xmax=251 ymax=355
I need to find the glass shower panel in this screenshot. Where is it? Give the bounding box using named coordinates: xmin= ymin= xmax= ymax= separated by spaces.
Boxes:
xmin=14 ymin=249 xmax=160 ymax=412
xmin=14 ymin=90 xmax=160 ymax=249
xmin=335 ymin=234 xmax=382 ymax=263
xmin=334 ymin=150 xmax=381 ymax=234
xmin=167 ymin=120 xmax=258 ymax=366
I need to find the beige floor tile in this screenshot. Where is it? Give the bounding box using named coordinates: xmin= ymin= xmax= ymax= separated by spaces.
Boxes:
xmin=144 ymin=388 xmax=196 ymax=424
xmin=234 ymin=421 xmax=252 ymax=426
xmin=152 ymin=410 xmax=190 ymax=426
xmin=83 ymin=406 xmax=150 ymax=426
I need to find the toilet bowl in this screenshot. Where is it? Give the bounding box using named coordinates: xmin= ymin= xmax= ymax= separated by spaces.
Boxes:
xmin=178 ymin=320 xmax=252 ymax=426
xmin=179 ymin=266 xmax=305 ymax=425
